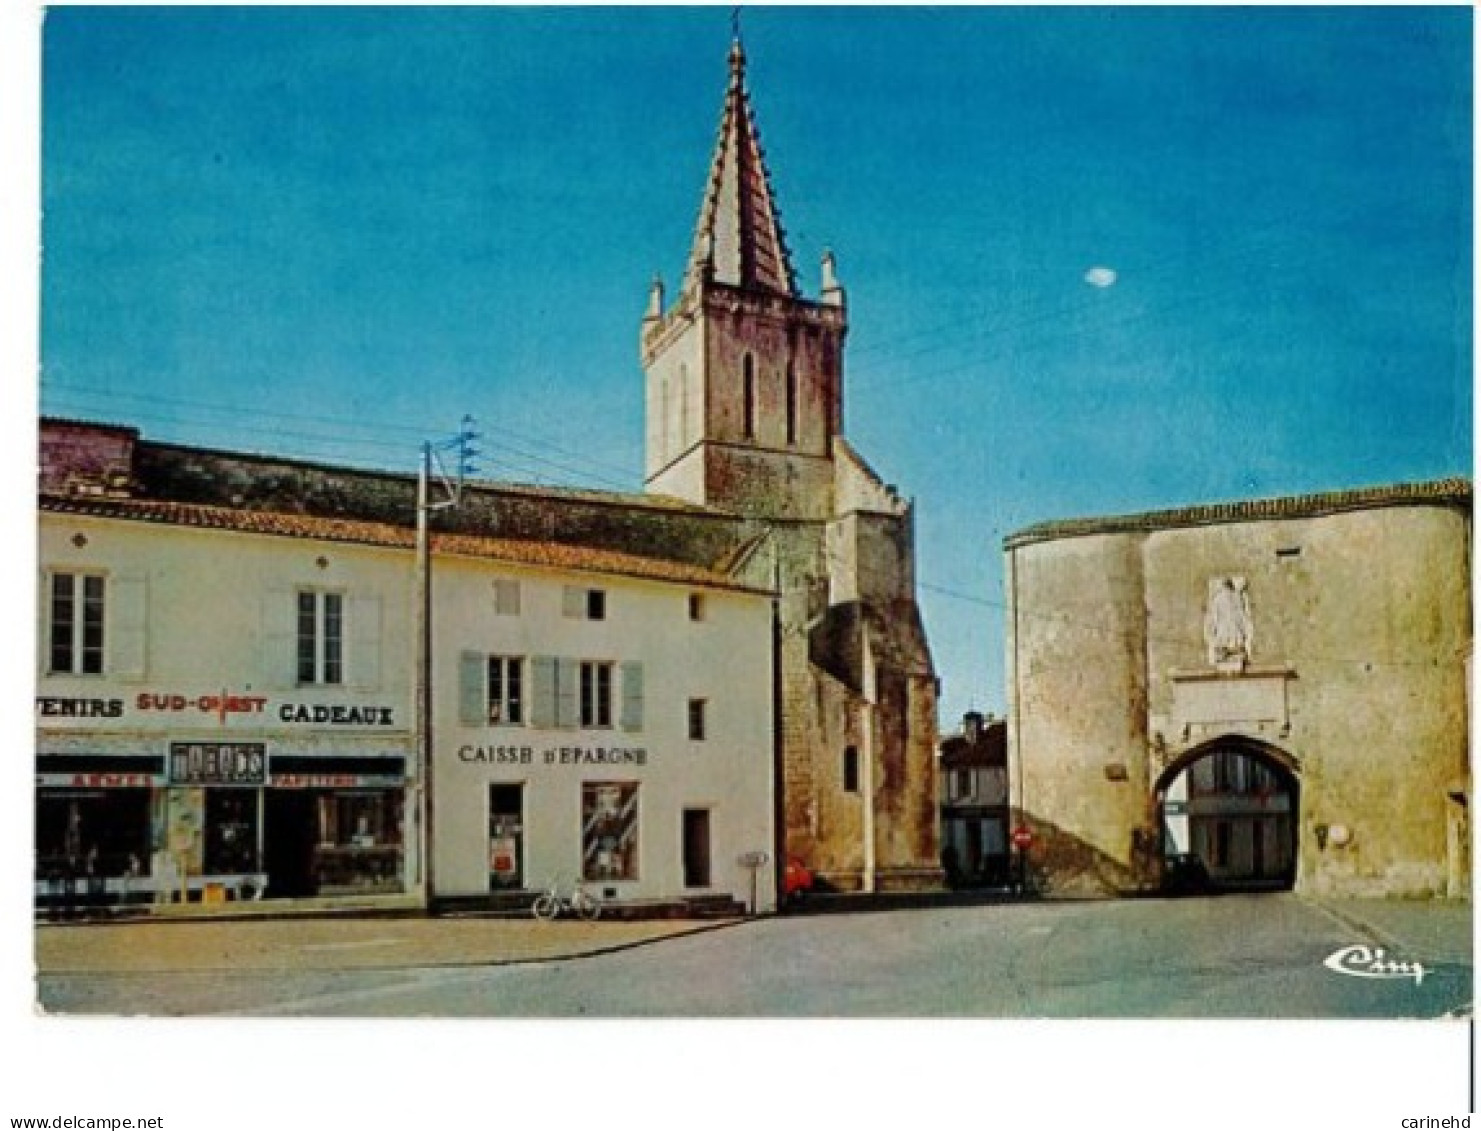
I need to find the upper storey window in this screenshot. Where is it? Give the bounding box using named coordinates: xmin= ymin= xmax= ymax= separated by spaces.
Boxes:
xmin=49 ymin=572 xmax=105 ymax=675
xmin=297 ymin=590 xmax=344 ymax=685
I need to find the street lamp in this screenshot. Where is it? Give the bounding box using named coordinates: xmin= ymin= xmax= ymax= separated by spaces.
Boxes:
xmin=413 ymin=416 xmax=479 ymax=910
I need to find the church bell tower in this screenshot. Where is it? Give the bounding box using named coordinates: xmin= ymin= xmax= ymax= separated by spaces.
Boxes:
xmin=638 ymin=31 xmax=942 ymax=893
xmin=641 ymin=37 xmax=848 ymax=521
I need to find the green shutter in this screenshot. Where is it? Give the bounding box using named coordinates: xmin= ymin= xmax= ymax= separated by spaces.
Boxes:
xmin=620 ymin=662 xmax=644 ymax=732
xmin=531 ymin=656 xmax=558 ymax=728
xmin=555 ymin=657 xmax=579 ymax=728
xmin=458 ymin=651 xmax=486 ymax=726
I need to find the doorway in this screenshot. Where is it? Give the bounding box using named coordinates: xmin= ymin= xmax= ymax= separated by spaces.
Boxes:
xmin=264 ymin=790 xmax=318 ymax=898
xmin=682 ymin=808 xmax=711 ymax=888
xmin=488 ymin=785 xmax=525 ymax=891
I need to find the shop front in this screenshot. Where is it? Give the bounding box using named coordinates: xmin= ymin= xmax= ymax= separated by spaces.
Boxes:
xmin=267 ymin=756 xmax=407 ymax=898
xmin=35 ymin=754 xmax=162 ymax=913
xmin=35 ymin=742 xmax=411 ymax=913
xmin=437 ymin=739 xmax=775 ymax=913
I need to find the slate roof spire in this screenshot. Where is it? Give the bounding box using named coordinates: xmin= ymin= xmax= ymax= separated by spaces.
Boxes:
xmin=683 ymin=32 xmax=798 ymax=297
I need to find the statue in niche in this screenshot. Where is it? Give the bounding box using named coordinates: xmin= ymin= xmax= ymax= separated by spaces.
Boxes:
xmin=1204 ymin=576 xmax=1253 ymax=669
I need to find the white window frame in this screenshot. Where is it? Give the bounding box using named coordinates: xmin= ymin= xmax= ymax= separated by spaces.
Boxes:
xmin=48 ymin=570 xmax=106 ymax=676
xmin=579 ymin=661 xmax=614 ymax=729
xmin=487 ymin=655 xmax=525 ymax=726
xmin=297 ymin=589 xmax=345 ymax=686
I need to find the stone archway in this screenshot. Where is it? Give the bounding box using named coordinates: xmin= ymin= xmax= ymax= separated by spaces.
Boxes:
xmin=1155 ymin=736 xmax=1300 ymax=892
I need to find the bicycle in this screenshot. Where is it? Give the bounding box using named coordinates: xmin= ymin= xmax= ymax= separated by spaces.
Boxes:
xmin=531 ymin=876 xmax=602 ymax=921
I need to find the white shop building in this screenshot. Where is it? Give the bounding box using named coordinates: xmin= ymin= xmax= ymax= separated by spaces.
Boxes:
xmin=430 ymin=537 xmax=778 ymax=913
xmin=37 ymin=476 xmax=778 ymax=915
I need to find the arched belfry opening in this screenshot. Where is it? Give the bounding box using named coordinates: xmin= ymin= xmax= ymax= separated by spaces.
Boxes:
xmin=1155 ymin=736 xmax=1300 ymax=892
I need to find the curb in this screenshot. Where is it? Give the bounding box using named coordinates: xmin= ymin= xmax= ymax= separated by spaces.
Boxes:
xmin=36 ymin=916 xmax=755 ymax=979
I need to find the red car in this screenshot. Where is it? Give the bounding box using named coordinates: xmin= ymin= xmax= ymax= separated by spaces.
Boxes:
xmin=783 ymin=856 xmax=814 ymax=898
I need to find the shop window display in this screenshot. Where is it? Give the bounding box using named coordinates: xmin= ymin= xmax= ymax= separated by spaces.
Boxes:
xmin=36 ymin=790 xmax=152 ymax=909
xmin=582 ymin=782 xmax=638 ymax=882
xmin=314 ymin=791 xmax=403 ymax=894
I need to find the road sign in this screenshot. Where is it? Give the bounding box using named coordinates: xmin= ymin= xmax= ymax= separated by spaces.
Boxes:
xmin=1011 ymin=826 xmax=1034 ymax=850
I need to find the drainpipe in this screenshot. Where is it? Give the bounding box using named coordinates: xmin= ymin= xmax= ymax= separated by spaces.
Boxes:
xmin=770 ymin=535 xmax=785 ymax=910
xmin=1009 ymin=544 xmax=1026 ymax=855
xmin=861 ymin=629 xmax=877 ymax=893
xmin=413 ymin=442 xmax=434 ymax=910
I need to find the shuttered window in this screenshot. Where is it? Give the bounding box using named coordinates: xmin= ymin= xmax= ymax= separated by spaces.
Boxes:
xmin=493 ymin=580 xmax=521 ymax=616
xmin=619 ymin=662 xmax=644 ymax=732
xmin=580 ymin=661 xmax=613 ymax=728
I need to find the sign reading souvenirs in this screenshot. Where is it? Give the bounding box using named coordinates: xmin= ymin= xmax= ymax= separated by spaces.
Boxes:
xmin=35 ymin=697 xmax=125 ymax=718
xmin=168 ymin=742 xmax=267 ymax=786
xmin=458 ymin=744 xmax=649 ymax=766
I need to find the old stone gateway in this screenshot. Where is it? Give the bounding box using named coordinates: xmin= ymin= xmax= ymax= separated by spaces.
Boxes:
xmin=1005 ymin=479 xmax=1471 ymax=900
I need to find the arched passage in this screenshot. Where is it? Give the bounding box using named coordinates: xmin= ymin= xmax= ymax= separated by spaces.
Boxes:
xmin=1155 ymin=737 xmax=1300 ymax=892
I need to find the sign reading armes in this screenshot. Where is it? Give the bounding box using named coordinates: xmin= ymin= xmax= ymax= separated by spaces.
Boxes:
xmin=169 ymin=742 xmax=267 ymax=786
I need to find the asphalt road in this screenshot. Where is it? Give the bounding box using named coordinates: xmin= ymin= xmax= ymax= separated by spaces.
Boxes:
xmin=36 ymin=894 xmax=1471 ymax=1019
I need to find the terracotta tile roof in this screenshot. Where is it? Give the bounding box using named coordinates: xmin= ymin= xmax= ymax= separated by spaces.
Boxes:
xmin=1005 ymin=478 xmax=1472 ymax=549
xmin=40 ymin=493 xmax=771 ymax=594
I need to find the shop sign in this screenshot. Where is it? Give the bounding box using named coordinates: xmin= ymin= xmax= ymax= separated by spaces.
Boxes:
xmin=35 ymin=697 xmax=125 ymax=719
xmin=271 ymin=773 xmax=403 ymax=788
xmin=138 ymin=692 xmax=268 ymax=723
xmin=545 ymin=746 xmax=648 ymax=766
xmin=459 ymin=745 xmax=535 ymax=765
xmin=35 ymin=772 xmax=160 ymax=788
xmin=168 ymin=742 xmax=267 ymax=786
xmin=456 ymin=745 xmax=650 ymax=767
xmin=278 ymin=703 xmax=397 ymax=726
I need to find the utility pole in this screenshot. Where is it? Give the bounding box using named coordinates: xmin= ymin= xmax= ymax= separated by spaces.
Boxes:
xmin=413 ymin=416 xmax=479 ymax=911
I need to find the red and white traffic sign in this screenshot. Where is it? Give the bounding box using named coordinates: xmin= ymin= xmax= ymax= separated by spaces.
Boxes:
xmin=1011 ymin=826 xmax=1034 ymax=851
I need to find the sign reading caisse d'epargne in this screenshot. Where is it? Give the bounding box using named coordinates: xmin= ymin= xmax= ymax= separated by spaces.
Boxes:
xmin=168 ymin=742 xmax=267 ymax=786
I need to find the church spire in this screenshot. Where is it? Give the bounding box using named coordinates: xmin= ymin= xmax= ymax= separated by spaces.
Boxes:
xmin=683 ymin=32 xmax=798 ymax=297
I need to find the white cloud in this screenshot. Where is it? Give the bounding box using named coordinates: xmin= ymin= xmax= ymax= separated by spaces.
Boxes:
xmin=1084 ymin=266 xmax=1118 ymax=288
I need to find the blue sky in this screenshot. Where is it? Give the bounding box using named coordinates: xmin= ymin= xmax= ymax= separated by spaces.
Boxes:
xmin=37 ymin=6 xmax=1472 ymax=726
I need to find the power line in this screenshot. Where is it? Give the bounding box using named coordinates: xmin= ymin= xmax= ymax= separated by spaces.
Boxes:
xmin=42 ymin=382 xmax=645 ymax=493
